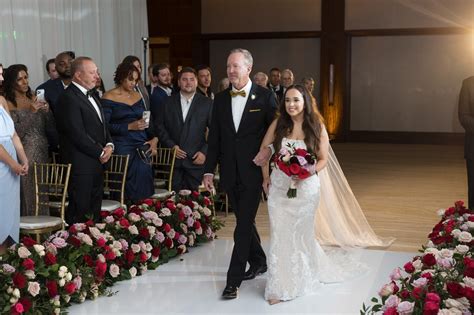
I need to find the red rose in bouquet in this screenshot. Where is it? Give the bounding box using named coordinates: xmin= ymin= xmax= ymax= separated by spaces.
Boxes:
xmin=274 ymin=143 xmax=316 ymax=198
xmin=44 ymin=252 xmax=57 ymax=266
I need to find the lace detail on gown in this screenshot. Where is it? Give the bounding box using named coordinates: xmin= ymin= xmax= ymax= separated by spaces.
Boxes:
xmin=264 ymin=138 xmax=366 ymax=301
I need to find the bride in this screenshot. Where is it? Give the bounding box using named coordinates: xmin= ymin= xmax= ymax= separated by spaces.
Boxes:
xmin=259 ymin=84 xmax=393 ymax=305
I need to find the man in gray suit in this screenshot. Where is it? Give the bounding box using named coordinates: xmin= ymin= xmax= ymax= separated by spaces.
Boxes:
xmin=459 ymin=76 xmax=474 ymax=209
xmin=157 ymin=67 xmax=212 ymax=191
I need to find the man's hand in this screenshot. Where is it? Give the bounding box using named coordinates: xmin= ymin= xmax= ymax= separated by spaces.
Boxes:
xmin=253 ymin=146 xmax=272 ymax=166
xmin=202 ymin=174 xmax=214 ymax=193
xmin=145 ymin=137 xmax=158 ymax=156
xmin=100 ymin=145 xmax=113 ymax=164
xmin=192 ymin=151 xmax=206 ymax=165
xmin=173 ymin=145 xmax=187 ymax=159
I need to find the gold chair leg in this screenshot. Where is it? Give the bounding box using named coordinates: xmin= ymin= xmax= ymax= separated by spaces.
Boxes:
xmin=225 ymin=194 xmax=229 ymax=217
xmin=35 ymin=233 xmax=41 ymax=243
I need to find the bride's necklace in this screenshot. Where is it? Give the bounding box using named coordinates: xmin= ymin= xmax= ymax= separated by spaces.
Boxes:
xmin=119 ymin=88 xmax=133 ymax=98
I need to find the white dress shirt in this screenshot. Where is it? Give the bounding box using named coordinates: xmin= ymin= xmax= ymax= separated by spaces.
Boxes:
xmin=158 ymin=85 xmax=173 ymax=96
xmin=72 ymin=82 xmax=102 ymax=122
xmin=231 ymin=80 xmax=252 ymax=131
xmin=180 ymin=92 xmax=195 ymax=121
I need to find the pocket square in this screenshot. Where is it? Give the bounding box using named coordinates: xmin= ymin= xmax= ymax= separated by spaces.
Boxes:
xmin=249 ymin=109 xmax=261 ymax=112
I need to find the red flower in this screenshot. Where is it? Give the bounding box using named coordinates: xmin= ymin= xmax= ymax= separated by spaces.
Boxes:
xmin=383 ymin=307 xmax=398 ymax=315
xmin=95 ymin=261 xmax=107 ymax=278
xmin=445 ymin=207 xmax=455 ymax=216
xmin=119 ymin=218 xmax=130 ymax=228
xmin=422 ymin=254 xmax=436 ymax=267
xmin=468 ymin=215 xmax=474 ymax=222
xmin=113 ymin=207 xmax=125 ymax=217
xmin=446 ymin=282 xmax=463 ymax=299
xmin=403 ymin=261 xmax=415 ymax=273
xmin=425 ymin=292 xmax=440 ymax=304
xmin=203 ymin=197 xmax=211 ymax=206
xmin=143 ymin=199 xmax=154 ymax=206
xmin=178 ymin=210 xmax=186 ymax=221
xmin=139 ymin=227 xmax=150 ymax=239
xmin=46 ymin=280 xmax=58 ymax=297
xmin=166 ymin=201 xmax=177 ymax=211
xmin=462 ymin=286 xmax=474 ymax=303
xmin=164 ymin=223 xmax=171 ymax=233
xmin=83 ymin=255 xmax=94 ymax=267
xmin=125 ymin=249 xmax=135 ymax=265
xmin=96 ymin=237 xmax=106 ymax=247
xmin=100 ymin=210 xmax=109 ymax=218
xmin=154 ymin=200 xmax=161 ymax=208
xmin=192 ymin=191 xmax=200 ymax=198
xmin=289 ymin=163 xmax=301 ymax=175
xmin=140 ymin=252 xmax=148 ymax=263
xmin=151 ymin=247 xmax=160 ymax=258
xmin=68 ymin=236 xmax=81 ymax=247
xmin=174 ymin=231 xmax=181 ymax=240
xmin=11 ymin=302 xmax=24 ymax=314
xmin=294 ymin=148 xmax=308 ymax=156
xmin=64 ymin=282 xmax=76 ymax=295
xmin=21 ymin=258 xmax=35 ymax=270
xmin=85 ymin=219 xmax=94 ymax=227
xmin=400 ymin=290 xmax=410 ymax=299
xmin=298 ymin=168 xmax=310 ymax=179
xmin=277 ymin=161 xmax=291 ymax=176
xmin=411 ymin=286 xmax=424 ymax=300
xmin=12 ymin=272 xmax=26 ymax=289
xmin=21 ymin=236 xmax=36 ymax=247
xmin=68 ymin=224 xmax=78 ymax=234
xmin=423 ymin=301 xmax=439 ymax=315
xmin=17 ymin=298 xmax=31 ymax=313
xmin=421 ymin=272 xmax=433 ymax=281
xmin=164 ymin=238 xmax=173 ymax=248
xmin=105 ymin=250 xmax=116 ymax=261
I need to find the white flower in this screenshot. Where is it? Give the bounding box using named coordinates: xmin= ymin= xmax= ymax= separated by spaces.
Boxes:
xmin=203 ymin=207 xmax=212 ymax=217
xmin=140 ymin=264 xmax=148 ymax=273
xmin=182 ymin=206 xmax=193 ymax=216
xmin=424 ymin=247 xmax=439 ymax=256
xmin=10 ymin=297 xmax=18 ymax=304
xmin=95 ymin=223 xmax=106 ymax=230
xmin=128 ymin=225 xmax=139 ymax=235
xmin=147 ymin=226 xmax=156 ymax=237
xmin=437 ymin=258 xmax=453 ymax=269
xmin=129 ymin=267 xmax=137 ymax=278
xmin=437 ymin=208 xmax=446 ymax=216
xmin=139 ymin=241 xmax=147 ymax=252
xmin=160 ymin=208 xmax=171 ymax=216
xmin=142 ymin=211 xmax=158 ymax=221
xmin=12 ymin=288 xmax=20 ymax=298
xmin=54 ymin=308 xmax=61 ymax=315
xmin=33 ymin=244 xmax=45 ymax=256
xmin=65 ymin=272 xmax=73 ymax=281
xmin=73 ymin=276 xmax=82 ymax=290
xmin=97 ymin=254 xmax=106 ymax=263
xmin=79 ymin=233 xmax=93 ymax=246
xmin=445 ymin=298 xmax=469 ymax=312
xmin=88 ymin=227 xmax=102 ymax=239
xmin=425 ymin=240 xmax=435 ymax=248
xmin=109 ymin=264 xmax=120 ymax=278
xmin=105 ymin=216 xmax=115 ymax=224
xmin=196 ymin=227 xmax=203 ymax=235
xmin=193 ymin=211 xmax=201 ymax=220
xmin=167 ymin=229 xmax=176 ymax=239
xmin=438 ymin=309 xmax=462 ymax=315
xmin=451 ymin=229 xmax=462 ymax=237
xmin=180 ymin=223 xmax=188 ymax=234
xmin=412 ymin=259 xmax=422 ymax=271
xmin=17 ymin=246 xmax=31 ymax=259
xmin=467 ymin=221 xmax=474 ymax=229
xmin=378 ymin=283 xmax=394 ymax=297
xmin=2 ymin=264 xmax=15 ymax=274
xmin=383 ymin=295 xmax=400 ymax=309
xmin=397 ymin=301 xmax=414 ymax=315
xmin=131 ymin=244 xmax=141 ymax=253
xmin=463 ymin=276 xmax=474 ymax=288
xmin=188 ymin=234 xmax=195 ymax=246
xmin=460 ymin=223 xmax=469 ymax=231
xmin=412 ymin=277 xmax=428 ymax=287
xmin=24 ymin=270 xmax=36 ymax=279
xmin=58 ymin=278 xmax=66 ymax=287
xmin=28 ymin=282 xmax=40 ymax=297
xmin=112 ymin=241 xmax=123 ymax=250
xmin=145 ymin=242 xmax=153 ymax=252
xmin=152 ymin=218 xmax=163 ymax=227
xmin=179 ymin=189 xmax=191 ymax=196
xmin=155 ymin=232 xmax=165 ymax=243
xmin=187 ymin=217 xmax=195 ymax=227
xmin=439 ymin=248 xmax=454 ymax=259
xmin=458 ymin=231 xmax=473 ymax=243
xmin=455 ymin=244 xmax=469 ymax=254
xmin=128 ymin=213 xmax=141 ymax=222
xmin=389 ymin=268 xmax=402 ymax=281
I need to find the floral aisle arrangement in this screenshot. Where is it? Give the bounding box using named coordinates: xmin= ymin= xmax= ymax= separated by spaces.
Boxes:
xmin=362 ymin=201 xmax=474 ymax=315
xmin=274 ymin=143 xmax=316 ymax=198
xmin=0 ymin=191 xmax=222 ymax=315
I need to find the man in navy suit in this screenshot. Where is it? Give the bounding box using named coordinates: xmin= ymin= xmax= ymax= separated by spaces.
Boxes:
xmin=203 ymin=49 xmax=277 ymax=299
xmin=55 ymin=57 xmax=114 ymax=224
xmin=157 ymin=67 xmax=212 ymax=191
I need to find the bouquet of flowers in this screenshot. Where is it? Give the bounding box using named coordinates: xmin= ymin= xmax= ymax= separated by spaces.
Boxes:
xmin=274 ymin=143 xmax=316 ymax=198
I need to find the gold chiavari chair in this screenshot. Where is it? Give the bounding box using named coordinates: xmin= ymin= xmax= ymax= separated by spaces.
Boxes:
xmin=101 ymin=154 xmax=129 ymax=211
xmin=20 ymin=163 xmax=71 ymax=242
xmin=151 ymin=147 xmax=176 ymax=200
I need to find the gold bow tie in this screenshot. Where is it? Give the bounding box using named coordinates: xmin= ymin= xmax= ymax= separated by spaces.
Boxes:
xmin=230 ymin=90 xmax=246 ymax=98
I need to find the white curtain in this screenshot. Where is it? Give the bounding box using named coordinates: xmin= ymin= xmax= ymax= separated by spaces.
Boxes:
xmin=0 ymin=0 xmax=148 ymax=90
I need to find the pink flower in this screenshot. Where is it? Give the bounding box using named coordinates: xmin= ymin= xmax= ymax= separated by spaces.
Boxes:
xmin=13 ymin=303 xmax=24 ymax=314
xmin=379 ymin=283 xmax=394 ymax=297
xmin=397 ymin=301 xmax=414 ymax=315
xmin=389 ymin=268 xmax=402 ymax=281
xmin=178 ymin=235 xmax=188 ymax=244
xmin=383 ymin=295 xmax=400 ymax=309
xmin=412 ymin=277 xmax=428 ymax=288
xmin=27 ymin=281 xmax=40 ymax=297
xmin=51 ymin=237 xmax=67 ymax=248
xmin=109 ymin=264 xmax=120 ymax=278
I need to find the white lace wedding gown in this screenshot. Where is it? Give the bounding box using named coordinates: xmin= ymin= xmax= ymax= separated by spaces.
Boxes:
xmin=265 ymin=138 xmax=343 ymax=301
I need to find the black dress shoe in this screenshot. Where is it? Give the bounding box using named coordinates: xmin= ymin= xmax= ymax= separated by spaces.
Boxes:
xmin=243 ymin=265 xmax=268 ymax=281
xmin=222 ymin=285 xmax=238 ymax=299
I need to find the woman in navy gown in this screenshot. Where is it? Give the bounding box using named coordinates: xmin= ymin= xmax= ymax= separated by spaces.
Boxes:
xmin=102 ymin=62 xmax=157 ymax=203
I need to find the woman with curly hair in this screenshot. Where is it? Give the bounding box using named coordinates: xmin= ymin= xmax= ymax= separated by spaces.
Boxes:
xmin=102 ymin=62 xmax=157 ymax=203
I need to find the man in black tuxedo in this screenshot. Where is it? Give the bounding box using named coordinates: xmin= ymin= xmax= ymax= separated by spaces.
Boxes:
xmin=55 ymin=57 xmax=114 ymax=224
xmin=459 ymin=76 xmax=474 ymax=209
xmin=157 ymin=67 xmax=212 ymax=191
xmin=267 ymin=67 xmax=283 ymax=102
xmin=203 ymin=49 xmax=277 ymax=299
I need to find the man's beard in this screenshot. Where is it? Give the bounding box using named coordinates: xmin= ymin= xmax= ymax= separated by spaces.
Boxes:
xmin=58 ymin=71 xmax=72 ymax=80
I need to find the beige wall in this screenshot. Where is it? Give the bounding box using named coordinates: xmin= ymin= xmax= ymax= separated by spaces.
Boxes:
xmin=202 ymin=0 xmax=321 ymax=33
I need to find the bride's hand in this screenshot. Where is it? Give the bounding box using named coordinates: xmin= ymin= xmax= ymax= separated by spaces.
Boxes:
xmin=262 ymin=177 xmax=271 ymax=195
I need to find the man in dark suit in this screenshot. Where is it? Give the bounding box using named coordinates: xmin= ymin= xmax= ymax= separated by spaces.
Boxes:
xmin=267 ymin=67 xmax=283 ymax=102
xmin=203 ymin=49 xmax=277 ymax=299
xmin=459 ymin=76 xmax=474 ymax=209
xmin=150 ymin=63 xmax=173 ymax=127
xmin=157 ymin=67 xmax=212 ymax=191
xmin=55 ymin=57 xmax=114 ymax=224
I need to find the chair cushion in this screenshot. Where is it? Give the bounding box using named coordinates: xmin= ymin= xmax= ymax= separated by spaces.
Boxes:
xmin=101 ymin=199 xmax=121 ymax=211
xmin=151 ymin=189 xmax=172 ymax=200
xmin=20 ymin=216 xmax=63 ymax=229
xmin=154 ymin=179 xmax=166 ymax=188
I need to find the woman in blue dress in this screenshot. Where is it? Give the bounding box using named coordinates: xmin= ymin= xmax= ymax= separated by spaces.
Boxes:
xmin=102 ymin=62 xmax=157 ymax=203
xmin=0 ymin=95 xmax=28 ymax=253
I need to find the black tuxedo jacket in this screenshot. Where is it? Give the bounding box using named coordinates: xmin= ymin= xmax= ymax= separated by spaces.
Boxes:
xmin=204 ymin=83 xmax=277 ymax=190
xmin=157 ymin=93 xmax=213 ymax=169
xmin=55 ymin=83 xmax=112 ymax=175
xmin=459 ymin=76 xmax=474 ymax=159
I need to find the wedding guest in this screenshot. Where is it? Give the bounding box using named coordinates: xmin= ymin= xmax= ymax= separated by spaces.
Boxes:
xmin=267 ymin=67 xmax=283 ymax=101
xmin=254 ymin=72 xmax=268 ymax=88
xmin=281 ymin=68 xmax=294 ymax=95
xmin=459 ymin=76 xmax=474 ymax=209
xmin=157 ymin=67 xmax=212 ymax=191
xmin=0 ymin=95 xmax=28 ymax=253
xmin=150 ymin=63 xmax=173 ymax=128
xmin=55 ymin=57 xmax=114 ymax=224
xmin=146 ymin=64 xmax=159 ymax=96
xmin=46 ymin=58 xmax=59 ymax=80
xmin=95 ymin=70 xmax=106 ymax=98
xmin=102 ymin=62 xmax=157 ymax=203
xmin=217 ymin=78 xmax=230 ymax=92
xmin=302 ymin=77 xmax=315 ymax=94
xmin=4 ymin=64 xmax=52 ymax=216
xmin=196 ymin=65 xmax=214 ymax=100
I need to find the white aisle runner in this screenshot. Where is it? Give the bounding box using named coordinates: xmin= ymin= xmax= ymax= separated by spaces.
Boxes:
xmin=69 ymin=239 xmax=413 ymax=315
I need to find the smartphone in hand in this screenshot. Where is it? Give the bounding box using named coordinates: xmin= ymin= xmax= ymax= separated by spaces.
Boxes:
xmin=142 ymin=110 xmax=151 ymax=126
xmin=36 ymin=89 xmax=45 ymax=102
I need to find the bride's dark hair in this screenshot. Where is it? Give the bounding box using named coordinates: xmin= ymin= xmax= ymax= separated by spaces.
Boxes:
xmin=273 ymin=84 xmax=324 ymax=155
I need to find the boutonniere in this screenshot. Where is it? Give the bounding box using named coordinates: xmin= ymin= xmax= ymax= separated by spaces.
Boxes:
xmin=251 ymin=94 xmax=256 ymax=100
